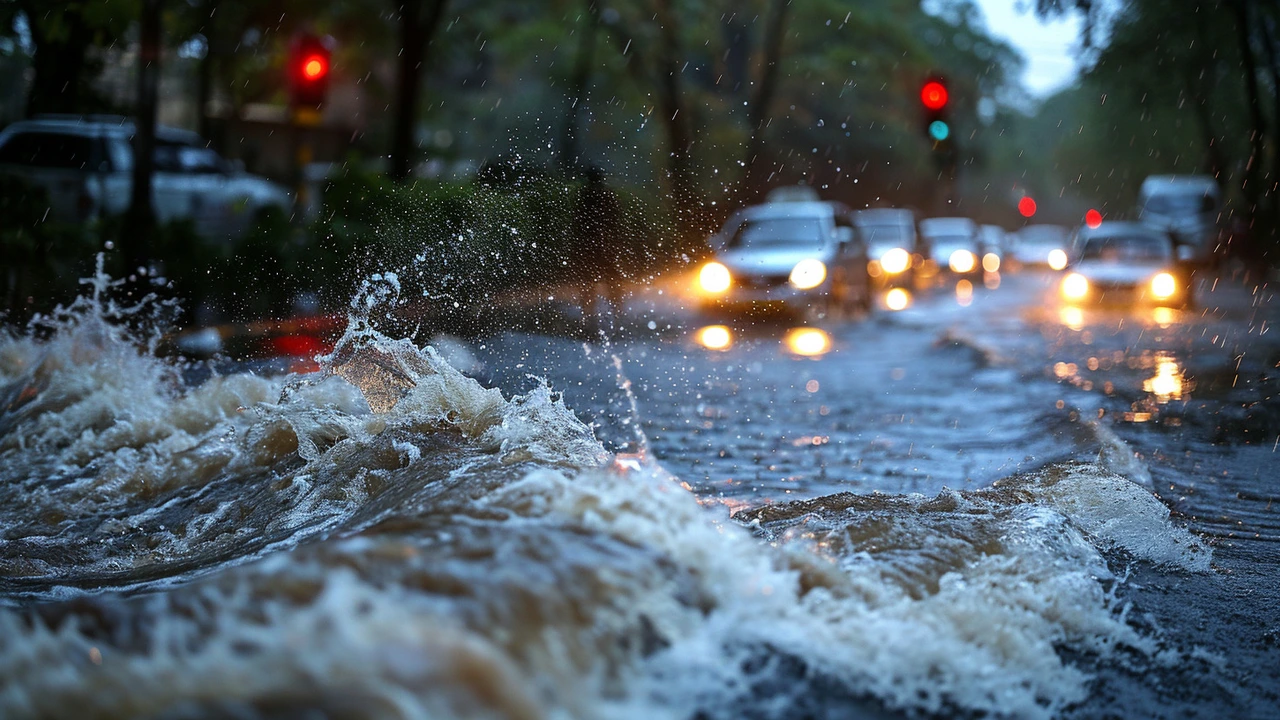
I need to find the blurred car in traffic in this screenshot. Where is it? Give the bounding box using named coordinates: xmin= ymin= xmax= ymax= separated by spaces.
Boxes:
xmin=696 ymin=200 xmax=871 ymax=316
xmin=1137 ymin=174 xmax=1222 ymax=266
xmin=1059 ymin=222 xmax=1192 ymax=308
xmin=978 ymin=224 xmax=1007 ymax=274
xmin=1009 ymin=224 xmax=1071 ymax=270
xmin=0 ymin=115 xmax=291 ymax=240
xmin=919 ymin=216 xmax=983 ymax=281
xmin=851 ymin=208 xmax=924 ymax=289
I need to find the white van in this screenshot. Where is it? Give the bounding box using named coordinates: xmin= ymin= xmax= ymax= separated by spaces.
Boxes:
xmin=1137 ymin=174 xmax=1222 ymax=264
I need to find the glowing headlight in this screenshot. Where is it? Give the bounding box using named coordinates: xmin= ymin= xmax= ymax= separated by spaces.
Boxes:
xmin=696 ymin=325 xmax=733 ymax=350
xmin=948 ymin=249 xmax=977 ymax=274
xmin=699 ymin=262 xmax=731 ymax=294
xmin=982 ymin=253 xmax=1001 ymax=273
xmin=885 ymin=287 xmax=911 ymax=311
xmin=1061 ymin=272 xmax=1089 ymax=300
xmin=1150 ymin=272 xmax=1177 ymax=299
xmin=880 ymin=248 xmax=910 ymax=275
xmin=784 ymin=327 xmax=831 ymax=357
xmin=789 ymin=259 xmax=827 ymax=289
xmin=1047 ymin=249 xmax=1068 ymax=271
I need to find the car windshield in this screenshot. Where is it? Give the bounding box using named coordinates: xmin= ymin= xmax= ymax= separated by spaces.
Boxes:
xmin=1145 ymin=193 xmax=1215 ymax=215
xmin=0 ymin=131 xmax=99 ymax=170
xmin=929 ymin=235 xmax=975 ymax=250
xmin=726 ymin=217 xmax=825 ymax=249
xmin=1080 ymin=234 xmax=1170 ymax=262
xmin=858 ymin=223 xmax=914 ymax=247
xmin=1017 ymin=227 xmax=1067 ymax=246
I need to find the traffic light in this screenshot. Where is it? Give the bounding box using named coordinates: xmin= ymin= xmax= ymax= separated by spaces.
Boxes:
xmin=920 ymin=78 xmax=950 ymax=143
xmin=1018 ymin=196 xmax=1037 ymax=218
xmin=289 ymin=34 xmax=332 ymax=109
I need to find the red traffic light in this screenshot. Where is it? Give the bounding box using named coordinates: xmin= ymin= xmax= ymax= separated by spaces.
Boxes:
xmin=921 ymin=81 xmax=948 ymax=111
xmin=289 ymin=34 xmax=332 ymax=109
xmin=1018 ymin=197 xmax=1037 ymax=218
xmin=300 ymin=53 xmax=328 ymax=81
xmin=1085 ymin=208 xmax=1102 ymax=228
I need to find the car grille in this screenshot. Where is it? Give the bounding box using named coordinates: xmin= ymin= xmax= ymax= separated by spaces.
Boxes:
xmin=738 ymin=274 xmax=791 ymax=290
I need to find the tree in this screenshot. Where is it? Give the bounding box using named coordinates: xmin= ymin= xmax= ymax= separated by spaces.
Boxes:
xmin=121 ymin=0 xmax=162 ymax=278
xmin=3 ymin=0 xmax=132 ymax=117
xmin=390 ymin=0 xmax=449 ymax=182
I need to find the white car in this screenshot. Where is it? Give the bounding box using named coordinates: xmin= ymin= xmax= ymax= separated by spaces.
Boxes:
xmin=1137 ymin=174 xmax=1222 ymax=265
xmin=696 ymin=201 xmax=871 ymax=314
xmin=1010 ymin=224 xmax=1071 ymax=270
xmin=920 ymin=216 xmax=983 ymax=279
xmin=0 ymin=115 xmax=291 ymax=240
xmin=1059 ymin=222 xmax=1192 ymax=307
xmin=851 ymin=207 xmax=923 ymax=288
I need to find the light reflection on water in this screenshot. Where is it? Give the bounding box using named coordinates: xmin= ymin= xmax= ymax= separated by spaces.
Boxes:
xmin=1143 ymin=351 xmax=1188 ymax=403
xmin=1151 ymin=306 xmax=1180 ymax=327
xmin=1059 ymin=306 xmax=1085 ymax=331
xmin=956 ymin=279 xmax=974 ymax=306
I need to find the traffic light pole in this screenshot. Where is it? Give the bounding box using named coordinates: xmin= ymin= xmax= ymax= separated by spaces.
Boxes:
xmin=290 ymin=108 xmax=321 ymax=220
xmin=287 ymin=33 xmax=331 ymax=222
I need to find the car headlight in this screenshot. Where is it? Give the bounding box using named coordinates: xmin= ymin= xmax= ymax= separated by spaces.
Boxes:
xmin=789 ymin=259 xmax=827 ymax=289
xmin=699 ymin=262 xmax=731 ymax=293
xmin=982 ymin=253 xmax=1000 ymax=273
xmin=1150 ymin=272 xmax=1177 ymax=299
xmin=880 ymin=248 xmax=910 ymax=274
xmin=1047 ymin=249 xmax=1068 ymax=271
xmin=1061 ymin=272 xmax=1089 ymax=300
xmin=948 ymin=249 xmax=977 ymax=274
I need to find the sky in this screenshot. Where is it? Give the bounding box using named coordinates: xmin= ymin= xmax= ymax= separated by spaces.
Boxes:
xmin=974 ymin=0 xmax=1085 ymax=97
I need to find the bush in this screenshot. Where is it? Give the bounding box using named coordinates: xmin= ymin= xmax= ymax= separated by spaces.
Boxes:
xmin=0 ymin=178 xmax=104 ymax=321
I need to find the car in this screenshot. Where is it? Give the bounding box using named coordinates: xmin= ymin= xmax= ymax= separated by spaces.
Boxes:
xmin=1137 ymin=174 xmax=1222 ymax=265
xmin=919 ymin=216 xmax=983 ymax=281
xmin=851 ymin=208 xmax=924 ymax=288
xmin=1009 ymin=224 xmax=1071 ymax=270
xmin=978 ymin=224 xmax=1008 ymax=273
xmin=696 ymin=200 xmax=870 ymax=316
xmin=0 ymin=115 xmax=291 ymax=240
xmin=1058 ymin=222 xmax=1193 ymax=307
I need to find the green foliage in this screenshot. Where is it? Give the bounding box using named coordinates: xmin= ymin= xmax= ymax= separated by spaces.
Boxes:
xmin=0 ymin=177 xmax=102 ymax=319
xmin=309 ymin=169 xmax=665 ymax=312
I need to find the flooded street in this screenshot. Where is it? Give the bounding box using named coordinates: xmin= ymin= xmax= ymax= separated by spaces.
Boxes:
xmin=479 ymin=268 xmax=1280 ymax=716
xmin=0 ymin=268 xmax=1277 ymax=719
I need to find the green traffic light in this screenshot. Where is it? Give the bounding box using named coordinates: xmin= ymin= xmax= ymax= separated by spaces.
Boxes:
xmin=928 ymin=120 xmax=950 ymax=141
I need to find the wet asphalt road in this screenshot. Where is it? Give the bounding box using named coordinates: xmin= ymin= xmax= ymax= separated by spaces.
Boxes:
xmin=465 ymin=266 xmax=1280 ymax=717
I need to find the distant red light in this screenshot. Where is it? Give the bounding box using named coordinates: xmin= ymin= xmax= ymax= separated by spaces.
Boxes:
xmin=921 ymin=81 xmax=948 ymax=111
xmin=1018 ymin=197 xmax=1037 ymax=218
xmin=301 ymin=54 xmax=327 ymax=81
xmin=1085 ymin=208 xmax=1102 ymax=228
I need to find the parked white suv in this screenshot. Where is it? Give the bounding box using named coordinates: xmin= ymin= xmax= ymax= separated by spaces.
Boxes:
xmin=0 ymin=115 xmax=291 ymax=240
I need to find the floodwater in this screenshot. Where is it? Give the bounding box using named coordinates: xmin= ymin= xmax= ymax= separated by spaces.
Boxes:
xmin=0 ymin=268 xmax=1276 ymax=719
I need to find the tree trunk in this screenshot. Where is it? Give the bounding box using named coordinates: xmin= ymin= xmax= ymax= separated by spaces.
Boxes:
xmin=742 ymin=0 xmax=792 ymax=201
xmin=652 ymin=0 xmax=699 ymax=237
xmin=1230 ymin=0 xmax=1266 ymax=222
xmin=390 ymin=0 xmax=448 ymax=182
xmin=122 ymin=0 xmax=163 ymax=277
xmin=196 ymin=0 xmax=221 ymax=140
xmin=20 ymin=0 xmax=94 ymax=116
xmin=560 ymin=0 xmax=599 ymax=173
xmin=1257 ymin=7 xmax=1280 ymax=224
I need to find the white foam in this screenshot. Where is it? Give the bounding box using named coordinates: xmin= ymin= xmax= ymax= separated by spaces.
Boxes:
xmin=997 ymin=462 xmax=1212 ymax=571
